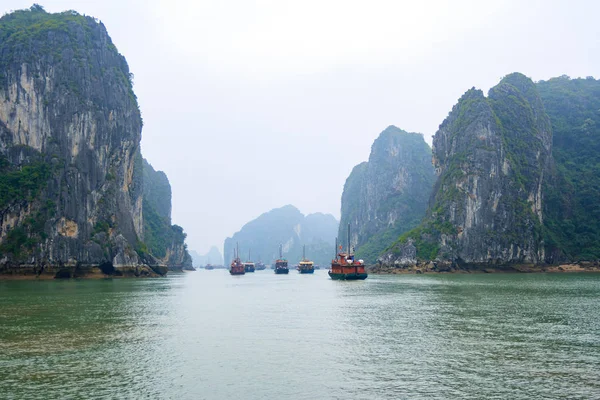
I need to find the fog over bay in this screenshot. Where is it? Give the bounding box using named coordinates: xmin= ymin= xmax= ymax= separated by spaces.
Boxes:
xmin=3 ymin=0 xmax=599 ymax=255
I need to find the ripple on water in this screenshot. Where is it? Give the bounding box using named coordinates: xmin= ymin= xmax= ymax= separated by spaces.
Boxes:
xmin=1 ymin=272 xmax=600 ymax=399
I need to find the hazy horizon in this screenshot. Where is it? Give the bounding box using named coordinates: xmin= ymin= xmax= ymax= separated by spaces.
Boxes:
xmin=3 ymin=0 xmax=599 ymax=255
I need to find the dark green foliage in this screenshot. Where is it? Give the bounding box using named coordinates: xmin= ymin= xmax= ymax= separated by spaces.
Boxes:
xmin=340 ymin=126 xmax=436 ymax=263
xmin=0 ymin=5 xmax=138 ymax=112
xmin=355 ymin=193 xmax=429 ymax=262
xmin=92 ymin=220 xmax=111 ymax=235
xmin=142 ymin=158 xmax=171 ymax=221
xmin=143 ymin=198 xmax=175 ymax=259
xmin=0 ymin=205 xmax=54 ymax=259
xmin=391 ymin=217 xmax=455 ymax=261
xmin=0 ymin=150 xmax=55 ymax=259
xmin=538 ymin=76 xmax=600 ymax=260
xmin=140 ymin=160 xmax=188 ymax=261
xmin=388 ymin=73 xmax=548 ymax=263
xmin=0 ymin=155 xmax=51 ymax=209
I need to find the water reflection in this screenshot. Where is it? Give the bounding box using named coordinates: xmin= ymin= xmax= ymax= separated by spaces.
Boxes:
xmin=1 ymin=272 xmax=599 ymax=399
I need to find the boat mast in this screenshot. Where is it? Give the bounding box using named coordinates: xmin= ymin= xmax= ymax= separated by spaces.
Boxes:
xmin=348 ymin=223 xmax=358 ymax=273
xmin=236 ymin=242 xmax=239 ymax=261
xmin=335 ymin=237 xmax=338 ymax=259
xmin=347 ymin=223 xmax=351 ymax=255
xmin=303 ymin=244 xmax=306 ymax=261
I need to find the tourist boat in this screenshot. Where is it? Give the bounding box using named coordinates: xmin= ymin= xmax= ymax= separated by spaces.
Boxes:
xmin=298 ymin=245 xmax=315 ymax=274
xmin=244 ymin=261 xmax=255 ymax=273
xmin=244 ymin=250 xmax=255 ymax=273
xmin=274 ymin=244 xmax=289 ymax=274
xmin=255 ymin=259 xmax=267 ymax=270
xmin=329 ymin=225 xmax=367 ymax=280
xmin=229 ymin=243 xmax=245 ymax=275
xmin=205 ymin=263 xmax=214 ymax=270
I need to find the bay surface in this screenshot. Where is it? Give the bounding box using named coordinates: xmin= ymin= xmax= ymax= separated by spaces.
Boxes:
xmin=1 ymin=271 xmax=600 ymax=399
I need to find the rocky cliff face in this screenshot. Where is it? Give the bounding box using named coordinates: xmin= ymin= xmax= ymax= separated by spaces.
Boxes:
xmin=0 ymin=7 xmax=190 ymax=276
xmin=339 ymin=126 xmax=435 ymax=263
xmin=224 ymin=205 xmax=338 ymax=266
xmin=382 ymin=73 xmax=552 ymax=267
xmin=141 ymin=158 xmax=192 ymax=270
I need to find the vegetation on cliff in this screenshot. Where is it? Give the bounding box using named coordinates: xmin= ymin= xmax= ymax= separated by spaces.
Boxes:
xmin=339 ymin=126 xmax=435 ymax=263
xmin=0 ymin=153 xmax=51 ymax=210
xmin=0 ymin=6 xmax=190 ymax=272
xmin=386 ymin=73 xmax=550 ymax=265
xmin=141 ymin=157 xmax=191 ymax=267
xmin=538 ymin=76 xmax=600 ymax=261
xmin=382 ymin=73 xmax=600 ymax=267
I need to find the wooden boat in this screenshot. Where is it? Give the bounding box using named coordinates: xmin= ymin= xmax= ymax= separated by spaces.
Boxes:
xmin=298 ymin=245 xmax=314 ymax=274
xmin=244 ymin=250 xmax=255 ymax=272
xmin=329 ymin=224 xmax=367 ymax=280
xmin=255 ymin=261 xmax=266 ymax=270
xmin=274 ymin=244 xmax=289 ymax=274
xmin=229 ymin=243 xmax=245 ymax=275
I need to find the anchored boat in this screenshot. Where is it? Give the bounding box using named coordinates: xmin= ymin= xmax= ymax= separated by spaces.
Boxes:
xmin=229 ymin=243 xmax=245 ymax=275
xmin=255 ymin=260 xmax=266 ymax=270
xmin=274 ymin=244 xmax=289 ymax=274
xmin=298 ymin=245 xmax=315 ymax=274
xmin=244 ymin=250 xmax=255 ymax=273
xmin=329 ymin=224 xmax=367 ymax=280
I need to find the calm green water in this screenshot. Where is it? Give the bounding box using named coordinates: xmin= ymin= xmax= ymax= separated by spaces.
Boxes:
xmin=1 ymin=271 xmax=600 ymax=399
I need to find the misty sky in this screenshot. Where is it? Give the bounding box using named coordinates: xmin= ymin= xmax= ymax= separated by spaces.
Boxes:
xmin=2 ymin=0 xmax=599 ymax=255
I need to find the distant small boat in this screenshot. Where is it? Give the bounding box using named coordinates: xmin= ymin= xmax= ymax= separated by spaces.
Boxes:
xmin=298 ymin=245 xmax=315 ymax=274
xmin=244 ymin=262 xmax=255 ymax=273
xmin=329 ymin=224 xmax=367 ymax=280
xmin=255 ymin=261 xmax=266 ymax=270
xmin=205 ymin=264 xmax=214 ymax=270
xmin=244 ymin=250 xmax=255 ymax=272
xmin=274 ymin=244 xmax=289 ymax=274
xmin=230 ymin=243 xmax=245 ymax=276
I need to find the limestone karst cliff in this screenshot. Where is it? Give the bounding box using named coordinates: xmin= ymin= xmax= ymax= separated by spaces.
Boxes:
xmin=381 ymin=73 xmax=553 ymax=267
xmin=0 ymin=6 xmax=190 ymax=276
xmin=140 ymin=158 xmax=192 ymax=270
xmin=339 ymin=126 xmax=435 ymax=263
xmin=224 ymin=205 xmax=338 ymax=267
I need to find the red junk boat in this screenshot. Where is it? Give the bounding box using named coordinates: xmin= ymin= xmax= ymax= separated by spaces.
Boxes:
xmin=229 ymin=243 xmax=245 ymax=275
xmin=328 ymin=224 xmax=367 ymax=280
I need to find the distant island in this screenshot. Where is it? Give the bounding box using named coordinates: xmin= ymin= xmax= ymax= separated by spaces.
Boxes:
xmin=189 ymin=246 xmax=224 ymax=267
xmin=224 ymin=205 xmax=338 ymax=267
